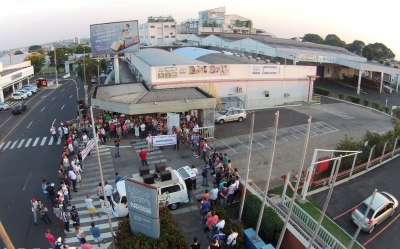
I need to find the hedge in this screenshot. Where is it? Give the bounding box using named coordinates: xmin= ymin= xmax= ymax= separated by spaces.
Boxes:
xmin=242 ymin=194 xmax=283 ymax=246
xmin=314 ymin=87 xmax=331 ymax=96
xmin=347 ymin=95 xmax=361 ymax=104
xmin=213 ymin=203 xmax=245 ymax=248
xmin=115 ymin=207 xmax=188 ymax=249
xmin=338 ymin=93 xmax=345 ymax=100
xmin=372 ymin=102 xmax=380 ymax=110
xmin=363 ymin=99 xmax=369 ymax=106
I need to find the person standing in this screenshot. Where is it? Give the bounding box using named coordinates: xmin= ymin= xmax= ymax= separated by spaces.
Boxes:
xmin=85 ymin=194 xmax=101 ymax=220
xmin=75 ymin=226 xmax=86 ymax=244
xmin=50 ymin=126 xmax=58 ymax=142
xmin=96 ymin=183 xmax=104 ymax=200
xmin=70 ymin=206 xmax=80 ymax=227
xmin=191 ymin=165 xmax=198 ymax=189
xmin=209 ymin=184 xmax=219 ymax=209
xmin=68 ymin=168 xmax=78 ymax=192
xmin=114 ymin=138 xmax=120 ymax=158
xmin=220 ymin=183 xmax=229 ymax=208
xmin=104 ymin=181 xmax=113 ymax=206
xmin=60 ymin=208 xmax=70 ymax=234
xmin=37 ymin=200 xmax=52 ymax=224
xmin=173 ymin=130 xmax=181 ymax=150
xmin=55 ymin=237 xmax=63 ymax=249
xmin=42 ymin=180 xmax=51 ymax=203
xmin=31 ymin=198 xmax=38 ymax=225
xmin=140 ymin=122 xmax=146 ymax=139
xmin=45 ymin=229 xmax=56 ymax=249
xmin=90 ymin=222 xmax=106 ymax=247
xmin=201 ymin=162 xmax=210 ymax=187
xmin=80 ymin=238 xmax=93 ymax=249
xmin=146 ymin=134 xmax=154 ymax=152
xmin=190 ymin=237 xmax=201 ymax=249
xmin=225 ymin=228 xmax=238 ymax=248
xmin=199 ymin=198 xmax=210 ymax=224
xmin=185 ymin=177 xmax=194 ymax=202
xmin=138 ymin=148 xmax=148 ymax=166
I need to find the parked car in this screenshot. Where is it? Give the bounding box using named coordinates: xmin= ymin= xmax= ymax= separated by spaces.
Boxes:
xmin=0 ymin=102 xmax=9 ymax=111
xmin=12 ymin=103 xmax=27 ymax=114
xmin=23 ymin=85 xmax=37 ymax=93
xmin=351 ymin=191 xmax=398 ymax=233
xmin=17 ymin=89 xmax=32 ymax=96
xmin=11 ymin=92 xmax=28 ymax=100
xmin=36 ymin=78 xmax=48 ymax=87
xmin=215 ymin=108 xmax=247 ymax=124
xmin=100 ymin=72 xmax=107 ymax=78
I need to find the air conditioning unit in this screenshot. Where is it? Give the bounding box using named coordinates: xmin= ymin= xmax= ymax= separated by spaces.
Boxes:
xmin=237 ymin=86 xmax=244 ymax=93
xmin=284 ymin=93 xmax=290 ymax=97
xmin=265 ymin=91 xmax=270 ymax=97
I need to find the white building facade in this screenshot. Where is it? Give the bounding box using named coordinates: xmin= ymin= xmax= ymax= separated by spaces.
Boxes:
xmin=139 ymin=15 xmax=177 ymax=46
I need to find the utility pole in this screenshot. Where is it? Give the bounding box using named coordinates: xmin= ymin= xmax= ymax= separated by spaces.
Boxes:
xmin=0 ymin=221 xmax=15 ymax=249
xmin=54 ymin=45 xmax=58 ymax=87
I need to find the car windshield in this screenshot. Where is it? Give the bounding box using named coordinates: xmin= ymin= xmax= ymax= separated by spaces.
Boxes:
xmin=13 ymin=105 xmax=20 ymax=110
xmin=218 ymin=109 xmax=229 ymax=115
xmin=357 ymin=203 xmax=374 ymax=219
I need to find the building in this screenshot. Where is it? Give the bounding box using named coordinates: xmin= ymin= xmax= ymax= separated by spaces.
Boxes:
xmin=139 ymin=15 xmax=177 ymax=46
xmin=74 ymin=37 xmax=81 ymax=44
xmin=0 ymin=61 xmax=34 ymax=102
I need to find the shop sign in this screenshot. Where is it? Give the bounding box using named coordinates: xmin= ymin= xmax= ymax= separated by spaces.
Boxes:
xmin=11 ymin=72 xmax=22 ymax=80
xmin=299 ymin=54 xmax=317 ymax=62
xmin=250 ymin=65 xmax=284 ymax=76
xmin=156 ymin=65 xmax=230 ymax=79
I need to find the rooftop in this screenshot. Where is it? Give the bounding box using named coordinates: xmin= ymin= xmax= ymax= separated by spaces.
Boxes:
xmin=196 ymin=53 xmax=266 ymax=64
xmin=173 ymin=47 xmax=232 ymax=60
xmin=134 ymin=48 xmax=206 ymax=67
xmin=0 ymin=67 xmax=30 ymax=77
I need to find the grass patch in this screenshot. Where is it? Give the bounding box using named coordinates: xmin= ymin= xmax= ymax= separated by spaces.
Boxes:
xmin=268 ymin=185 xmax=363 ymax=249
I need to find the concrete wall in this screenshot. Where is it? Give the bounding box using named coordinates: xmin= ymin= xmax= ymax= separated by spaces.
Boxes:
xmin=131 ymin=55 xmax=152 ymax=83
xmin=139 ymin=22 xmax=177 ymax=46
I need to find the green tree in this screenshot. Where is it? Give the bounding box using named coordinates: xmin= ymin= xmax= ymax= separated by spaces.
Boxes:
xmin=362 ymin=44 xmax=374 ymax=60
xmin=14 ymin=50 xmax=24 ymax=55
xmin=302 ymin=33 xmax=324 ymax=44
xmin=28 ymin=45 xmax=44 ymax=55
xmin=75 ymin=44 xmax=91 ymax=54
xmin=324 ymin=34 xmax=346 ymax=48
xmin=371 ymin=42 xmax=395 ymax=60
xmin=48 ymin=47 xmax=69 ymax=73
xmin=76 ymin=55 xmax=101 ymax=90
xmin=384 ymin=61 xmax=391 ymax=66
xmin=24 ymin=54 xmax=45 ymax=74
xmin=334 ymin=135 xmax=366 ymax=170
xmin=347 ymin=40 xmax=365 ymax=55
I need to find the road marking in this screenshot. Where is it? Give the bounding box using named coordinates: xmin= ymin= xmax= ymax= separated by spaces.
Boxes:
xmin=17 ymin=139 xmax=25 ymax=148
xmin=25 ymin=138 xmax=32 ymax=147
xmin=235 ymin=137 xmax=249 ymax=149
xmin=52 ymin=119 xmax=56 ymax=125
xmin=282 ymin=129 xmax=299 ymax=140
xmin=221 ymin=140 xmax=237 ymax=153
xmin=77 ymin=87 xmax=80 ymax=90
xmin=0 ymin=142 xmax=4 ymax=150
xmin=333 ymin=204 xmax=359 ymax=220
xmin=3 ymin=141 xmax=11 ymax=150
xmin=10 ymin=140 xmax=18 ymax=149
xmin=48 ymin=137 xmax=54 ymax=145
xmin=27 ymin=121 xmax=32 ymax=128
xmin=69 ymin=95 xmax=73 ymax=99
xmin=52 ymin=97 xmax=56 ymax=100
xmin=32 ymin=137 xmax=39 ymax=146
xmin=61 ymin=105 xmax=65 ymax=110
xmin=363 ymin=213 xmax=400 ymax=246
xmin=56 ymin=138 xmax=62 ymax=145
xmin=61 ymin=89 xmax=65 ymax=92
xmin=40 ymin=107 xmax=45 ymax=112
xmin=0 ymin=115 xmax=13 ymax=129
xmin=40 ymin=137 xmax=47 ymax=146
xmin=22 ymin=172 xmax=32 ymax=191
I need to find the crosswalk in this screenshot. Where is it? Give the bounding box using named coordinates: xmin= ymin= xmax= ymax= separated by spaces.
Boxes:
xmin=0 ymin=136 xmax=62 ymax=150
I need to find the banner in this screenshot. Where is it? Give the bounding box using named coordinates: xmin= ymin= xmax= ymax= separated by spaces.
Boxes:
xmin=250 ymin=65 xmax=284 ymax=76
xmin=167 ymin=113 xmax=180 ymax=135
xmin=90 ymin=20 xmax=139 ymax=55
xmin=153 ymin=135 xmax=177 ymax=147
xmin=81 ymin=139 xmax=95 ymax=161
xmin=156 ymin=65 xmax=230 ymax=79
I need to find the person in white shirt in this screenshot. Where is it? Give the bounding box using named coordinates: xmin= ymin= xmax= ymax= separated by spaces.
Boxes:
xmin=214 ymin=219 xmax=225 ymax=233
xmin=209 ymin=184 xmax=219 ymax=209
xmin=68 ymin=168 xmax=78 ymax=192
xmin=85 ymin=194 xmax=101 ymax=219
xmin=191 ymin=165 xmax=198 ymax=189
xmin=146 ymin=134 xmax=153 ymax=152
xmin=226 ymin=229 xmax=238 ymax=248
xmin=104 ymin=181 xmax=114 ymax=207
xmin=140 ymin=122 xmax=146 ymax=139
xmin=50 ymin=126 xmax=58 ymax=141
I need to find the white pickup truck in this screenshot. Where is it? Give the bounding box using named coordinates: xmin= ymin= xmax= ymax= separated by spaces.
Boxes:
xmin=111 ymin=166 xmax=195 ymax=217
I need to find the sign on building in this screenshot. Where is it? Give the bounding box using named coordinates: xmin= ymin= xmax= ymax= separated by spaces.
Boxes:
xmin=250 ymin=65 xmax=285 ymax=76
xmin=156 ymin=65 xmax=230 ymax=79
xmin=90 ymin=20 xmax=140 ymax=55
xmin=125 ymin=179 xmax=160 ymax=238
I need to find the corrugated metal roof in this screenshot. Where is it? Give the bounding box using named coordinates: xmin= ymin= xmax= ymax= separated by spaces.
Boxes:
xmin=196 ymin=53 xmax=265 ymax=64
xmin=173 ymin=47 xmax=232 ymax=60
xmin=134 ymin=48 xmax=205 ymax=66
xmin=137 ymin=88 xmax=210 ymax=103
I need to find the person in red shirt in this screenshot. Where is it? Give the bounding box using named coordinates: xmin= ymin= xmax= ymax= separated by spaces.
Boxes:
xmin=138 ymin=148 xmax=148 ymax=166
xmin=44 ymin=229 xmax=56 ymax=249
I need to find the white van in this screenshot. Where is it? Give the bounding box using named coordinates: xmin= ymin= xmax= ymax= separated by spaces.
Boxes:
xmin=111 ymin=166 xmax=195 ymax=217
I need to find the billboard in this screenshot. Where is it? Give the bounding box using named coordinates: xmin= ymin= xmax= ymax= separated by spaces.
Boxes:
xmin=156 ymin=65 xmax=230 ymax=79
xmin=125 ymin=179 xmax=160 ymax=238
xmin=90 ymin=20 xmax=139 ymax=55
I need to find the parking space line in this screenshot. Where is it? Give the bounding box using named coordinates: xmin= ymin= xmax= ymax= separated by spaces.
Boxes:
xmin=248 ymin=136 xmax=265 ymax=148
xmin=321 ymin=122 xmax=339 ymax=132
xmin=40 ymin=137 xmax=47 ymax=146
xmin=300 ymin=125 xmax=318 ymax=136
xmin=310 ymin=123 xmax=325 ymax=133
xmin=32 ymin=138 xmax=39 ymax=146
xmin=235 ymin=138 xmax=249 ymax=149
xmin=333 ymin=204 xmax=359 ymax=220
xmin=281 ymin=129 xmax=299 ymax=140
xmin=291 ymin=127 xmax=306 ymax=136
xmin=40 ymin=107 xmax=45 ymax=112
xmin=260 ymin=132 xmax=274 ymax=143
xmin=61 ymin=105 xmax=65 ymax=110
xmin=17 ymin=139 xmax=25 ymax=148
xmin=273 ymin=131 xmax=289 ymax=142
xmin=221 ymin=140 xmax=237 ymax=154
xmin=363 ymin=213 xmax=400 ymax=246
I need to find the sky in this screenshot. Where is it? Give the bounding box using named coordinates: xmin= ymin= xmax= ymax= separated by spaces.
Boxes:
xmin=1 ymin=0 xmax=400 ymax=59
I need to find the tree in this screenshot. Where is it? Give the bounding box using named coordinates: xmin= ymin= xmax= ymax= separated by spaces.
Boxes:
xmin=14 ymin=50 xmax=24 ymax=55
xmin=28 ymin=45 xmax=44 ymax=55
xmin=362 ymin=44 xmax=375 ymax=60
xmin=371 ymin=42 xmax=395 ymax=60
xmin=24 ymin=53 xmax=45 ymax=74
xmin=302 ymin=33 xmax=324 ymax=44
xmin=75 ymin=44 xmax=91 ymax=54
xmin=48 ymin=47 xmax=69 ymax=73
xmin=324 ymin=34 xmax=346 ymax=48
xmin=384 ymin=61 xmax=391 ymax=66
xmin=347 ymin=40 xmax=365 ymax=55
xmin=76 ymin=55 xmax=100 ymax=90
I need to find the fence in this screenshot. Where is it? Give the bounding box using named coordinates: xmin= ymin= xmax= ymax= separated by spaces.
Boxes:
xmin=197 ymin=126 xmax=214 ymax=139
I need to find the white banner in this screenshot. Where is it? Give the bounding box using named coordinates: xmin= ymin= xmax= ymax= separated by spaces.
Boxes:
xmin=167 ymin=113 xmax=180 ymax=135
xmin=81 ymin=138 xmax=96 ymax=161
xmin=153 ymin=135 xmax=176 ymax=147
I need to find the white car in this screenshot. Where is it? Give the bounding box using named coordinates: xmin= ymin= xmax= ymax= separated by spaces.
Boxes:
xmin=23 ymin=85 xmax=37 ymax=93
xmin=0 ymin=102 xmax=9 ymax=111
xmin=17 ymin=89 xmax=32 ymax=97
xmin=11 ymin=92 xmax=28 ymax=100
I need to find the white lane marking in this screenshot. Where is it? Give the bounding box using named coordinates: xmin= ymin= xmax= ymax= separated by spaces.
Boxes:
xmin=0 ymin=115 xmax=13 ymax=129
xmin=61 ymin=89 xmax=65 ymax=92
xmin=32 ymin=137 xmax=40 ymax=146
xmin=40 ymin=107 xmax=45 ymax=112
xmin=27 ymin=121 xmax=33 ymax=128
xmin=40 ymin=137 xmax=47 ymax=146
xmin=23 ymin=172 xmax=32 ymax=190
xmin=17 ymin=139 xmax=25 ymax=148
xmin=69 ymin=95 xmax=73 ymax=99
xmin=48 ymin=137 xmax=54 ymax=145
xmin=3 ymin=141 xmax=11 ymax=150
xmin=0 ymin=142 xmax=4 ymax=150
xmin=52 ymin=97 xmax=56 ymax=100
xmin=52 ymin=119 xmax=56 ymax=125
xmin=25 ymin=138 xmax=32 ymax=147
xmin=10 ymin=140 xmax=18 ymax=149
xmin=56 ymin=138 xmax=62 ymax=145
xmin=221 ymin=140 xmax=237 ymax=154
xmin=61 ymin=105 xmax=65 ymax=110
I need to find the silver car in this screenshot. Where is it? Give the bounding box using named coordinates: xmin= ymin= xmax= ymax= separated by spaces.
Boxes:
xmin=215 ymin=108 xmax=247 ymax=124
xmin=23 ymin=85 xmax=37 ymax=93
xmin=351 ymin=191 xmax=398 ymax=233
xmin=17 ymin=89 xmax=32 ymax=97
xmin=0 ymin=102 xmax=9 ymax=111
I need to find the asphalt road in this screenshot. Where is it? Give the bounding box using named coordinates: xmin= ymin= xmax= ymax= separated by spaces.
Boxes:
xmin=0 ymin=76 xmax=85 ymax=248
xmin=311 ymin=157 xmax=400 ymax=249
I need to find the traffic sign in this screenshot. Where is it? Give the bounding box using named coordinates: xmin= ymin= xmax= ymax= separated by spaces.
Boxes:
xmin=100 ymin=200 xmax=112 ymax=214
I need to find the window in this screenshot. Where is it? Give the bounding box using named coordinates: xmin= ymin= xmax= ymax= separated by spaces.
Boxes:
xmin=171 ymin=25 xmax=176 ymax=28
xmin=164 ymin=25 xmax=169 ymax=28
xmin=161 ymin=185 xmax=181 ymax=194
xmin=165 ymin=36 xmax=169 ymax=38
xmin=150 ymin=36 xmax=155 ymax=38
xmin=150 ymin=25 xmax=155 ymax=28
xmin=171 ymin=36 xmax=175 ymax=38
xmin=112 ymin=192 xmax=120 ymax=203
xmin=259 ymin=51 xmax=265 ymax=55
xmin=374 ymin=205 xmax=388 ymax=218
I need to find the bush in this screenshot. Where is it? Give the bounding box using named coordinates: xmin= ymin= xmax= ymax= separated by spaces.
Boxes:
xmin=385 ymin=61 xmax=391 ymax=66
xmin=213 ymin=203 xmax=244 ymax=248
xmin=314 ymin=87 xmax=331 ymax=96
xmin=372 ymin=102 xmax=380 ymax=110
xmin=242 ymin=194 xmax=283 ymax=246
xmin=383 ymin=106 xmax=390 ymax=113
xmin=338 ymin=93 xmax=345 ymax=100
xmin=115 ymin=207 xmax=188 ymax=249
xmin=363 ymin=99 xmax=369 ymax=106
xmin=347 ymin=95 xmax=361 ymax=104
